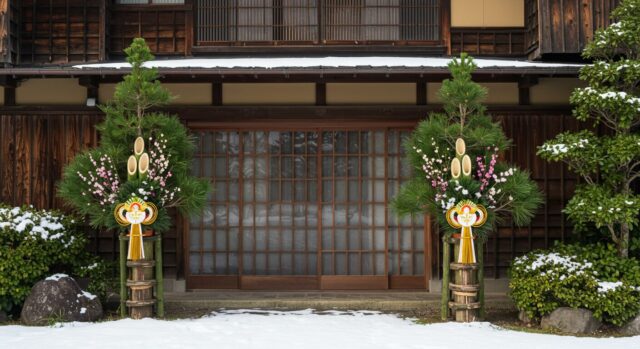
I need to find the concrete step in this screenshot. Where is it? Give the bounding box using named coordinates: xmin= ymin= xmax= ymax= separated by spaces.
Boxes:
xmin=164 ymin=291 xmax=515 ymax=316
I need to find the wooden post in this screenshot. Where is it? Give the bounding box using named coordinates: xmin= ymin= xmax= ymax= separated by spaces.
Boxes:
xmin=450 ymin=263 xmax=480 ymax=322
xmin=127 ymin=259 xmax=155 ymax=319
xmin=477 ymin=239 xmax=485 ymax=319
xmin=441 ymin=236 xmax=450 ymax=320
xmin=119 ymin=234 xmax=127 ymax=318
xmin=155 ymin=233 xmax=164 ymax=317
xmin=120 ymin=234 xmax=162 ymax=319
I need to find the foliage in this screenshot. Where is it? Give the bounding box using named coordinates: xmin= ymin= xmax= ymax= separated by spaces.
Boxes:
xmin=0 ymin=205 xmax=110 ymax=315
xmin=392 ymin=54 xmax=542 ymax=238
xmin=58 ymin=38 xmax=210 ymax=232
xmin=538 ymin=0 xmax=640 ymax=257
xmin=509 ymin=243 xmax=640 ymax=326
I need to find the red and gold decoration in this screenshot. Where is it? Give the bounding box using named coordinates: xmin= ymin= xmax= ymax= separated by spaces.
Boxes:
xmin=446 ymin=200 xmax=487 ymax=264
xmin=114 ymin=197 xmax=157 ymax=261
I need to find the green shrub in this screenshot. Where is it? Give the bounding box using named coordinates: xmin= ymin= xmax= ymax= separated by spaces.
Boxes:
xmin=0 ymin=205 xmax=110 ymax=315
xmin=509 ymin=243 xmax=640 ymax=326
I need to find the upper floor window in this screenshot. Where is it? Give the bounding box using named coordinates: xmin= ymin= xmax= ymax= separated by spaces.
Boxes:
xmin=196 ymin=0 xmax=441 ymax=45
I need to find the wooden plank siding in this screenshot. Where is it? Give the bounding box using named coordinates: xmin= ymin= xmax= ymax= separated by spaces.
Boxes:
xmin=0 ymin=111 xmax=180 ymax=277
xmin=108 ymin=3 xmax=192 ymax=58
xmin=526 ymin=0 xmax=620 ymax=60
xmin=0 ymin=108 xmax=583 ymax=280
xmin=19 ymin=0 xmax=104 ymax=65
xmin=0 ymin=0 xmax=19 ymax=65
xmin=450 ymin=28 xmax=526 ymax=57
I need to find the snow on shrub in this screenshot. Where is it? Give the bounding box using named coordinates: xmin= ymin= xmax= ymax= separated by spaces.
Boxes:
xmin=509 ymin=243 xmax=640 ymax=326
xmin=0 ymin=205 xmax=108 ymax=315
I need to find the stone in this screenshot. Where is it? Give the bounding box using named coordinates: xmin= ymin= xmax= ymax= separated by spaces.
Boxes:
xmin=541 ymin=307 xmax=601 ymax=334
xmin=621 ymin=313 xmax=640 ymax=336
xmin=20 ymin=274 xmax=102 ymax=326
xmin=518 ymin=309 xmax=535 ymax=325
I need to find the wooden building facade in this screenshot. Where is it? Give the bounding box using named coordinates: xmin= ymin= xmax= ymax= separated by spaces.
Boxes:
xmin=0 ymin=0 xmax=614 ymax=291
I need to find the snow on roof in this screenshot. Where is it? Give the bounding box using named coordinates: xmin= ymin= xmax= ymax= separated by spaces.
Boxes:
xmin=73 ymin=56 xmax=583 ymax=70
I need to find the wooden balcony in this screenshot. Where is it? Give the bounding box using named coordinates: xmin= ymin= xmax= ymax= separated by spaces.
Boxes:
xmin=193 ymin=0 xmax=448 ymax=54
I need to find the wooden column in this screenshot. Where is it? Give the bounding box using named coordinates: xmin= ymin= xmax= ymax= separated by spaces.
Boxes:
xmin=0 ymin=76 xmax=16 ymax=106
xmin=441 ymin=0 xmax=452 ymax=55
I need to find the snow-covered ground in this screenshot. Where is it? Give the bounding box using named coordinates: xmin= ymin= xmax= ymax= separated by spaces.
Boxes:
xmin=1 ymin=309 xmax=637 ymax=349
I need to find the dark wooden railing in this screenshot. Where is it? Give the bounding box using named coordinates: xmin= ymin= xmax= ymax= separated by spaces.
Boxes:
xmin=195 ymin=0 xmax=442 ymax=46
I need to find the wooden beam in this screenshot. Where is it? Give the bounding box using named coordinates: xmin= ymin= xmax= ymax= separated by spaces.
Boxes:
xmin=441 ymin=0 xmax=452 ymax=55
xmin=316 ymin=83 xmax=326 ymax=106
xmin=4 ymin=87 xmax=15 ymax=106
xmin=417 ymin=82 xmax=427 ymax=106
xmin=98 ymin=0 xmax=107 ymax=61
xmin=211 ymin=82 xmax=222 ymax=106
xmin=518 ymin=77 xmax=538 ymax=106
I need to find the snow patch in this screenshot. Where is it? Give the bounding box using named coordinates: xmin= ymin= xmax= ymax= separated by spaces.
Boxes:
xmin=73 ymin=56 xmax=584 ymax=70
xmin=597 ymin=281 xmax=623 ymax=294
xmin=80 ymin=307 xmax=87 ymax=315
xmin=0 ymin=206 xmax=69 ymax=242
xmin=78 ymin=291 xmax=97 ymax=301
xmin=45 ymin=274 xmax=69 ymax=281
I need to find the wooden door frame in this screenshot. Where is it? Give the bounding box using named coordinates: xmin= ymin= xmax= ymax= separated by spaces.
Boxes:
xmin=183 ymin=120 xmax=432 ymax=290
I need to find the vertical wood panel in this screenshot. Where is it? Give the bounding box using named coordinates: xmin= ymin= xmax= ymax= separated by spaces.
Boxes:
xmin=534 ymin=0 xmax=620 ymax=57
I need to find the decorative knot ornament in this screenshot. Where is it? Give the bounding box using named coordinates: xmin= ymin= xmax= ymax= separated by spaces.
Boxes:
xmin=114 ymin=197 xmax=158 ymax=261
xmin=445 ymin=138 xmax=488 ymax=264
xmin=446 ymin=200 xmax=487 ymax=264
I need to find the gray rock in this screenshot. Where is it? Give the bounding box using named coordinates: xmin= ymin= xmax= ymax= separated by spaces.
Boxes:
xmin=518 ymin=309 xmax=535 ymax=325
xmin=541 ymin=307 xmax=601 ymax=334
xmin=20 ymin=275 xmax=102 ymax=326
xmin=621 ymin=313 xmax=640 ymax=336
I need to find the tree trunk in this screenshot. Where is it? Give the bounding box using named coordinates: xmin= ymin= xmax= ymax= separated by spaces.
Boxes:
xmin=619 ymin=222 xmax=630 ymax=258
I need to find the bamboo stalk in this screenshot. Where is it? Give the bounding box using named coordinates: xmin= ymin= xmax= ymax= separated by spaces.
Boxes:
xmin=478 ymin=240 xmax=485 ymax=319
xmin=134 ymin=136 xmax=145 ymax=156
xmin=155 ymin=233 xmax=164 ymax=318
xmin=138 ymin=152 xmax=150 ymax=180
xmin=119 ymin=234 xmax=127 ymax=318
xmin=455 ymin=138 xmax=466 ymax=156
xmin=127 ymin=155 xmax=138 ymax=181
xmin=441 ymin=236 xmax=450 ymax=320
xmin=462 ymin=154 xmax=472 ymax=177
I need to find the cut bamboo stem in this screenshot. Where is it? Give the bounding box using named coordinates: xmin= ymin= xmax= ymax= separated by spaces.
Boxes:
xmin=138 ymin=153 xmax=150 ymax=180
xmin=127 ymin=155 xmax=138 ymax=181
xmin=134 ymin=136 xmax=145 ymax=156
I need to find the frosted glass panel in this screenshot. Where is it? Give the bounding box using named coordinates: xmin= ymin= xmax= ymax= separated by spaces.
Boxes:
xmin=189 ymin=129 xmax=425 ymax=280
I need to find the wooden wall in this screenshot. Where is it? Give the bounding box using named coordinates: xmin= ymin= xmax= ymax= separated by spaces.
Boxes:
xmin=450 ymin=28 xmax=526 ymax=57
xmin=19 ymin=0 xmax=105 ymax=64
xmin=526 ymin=0 xmax=620 ymax=59
xmin=0 ymin=108 xmax=583 ymax=281
xmin=109 ymin=3 xmax=192 ymax=58
xmin=0 ymin=0 xmax=18 ymax=65
xmin=0 ymin=111 xmax=181 ymax=277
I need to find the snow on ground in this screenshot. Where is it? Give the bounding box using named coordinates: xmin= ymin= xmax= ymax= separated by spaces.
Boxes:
xmin=73 ymin=56 xmax=583 ymax=70
xmin=1 ymin=309 xmax=638 ymax=349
